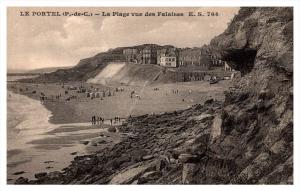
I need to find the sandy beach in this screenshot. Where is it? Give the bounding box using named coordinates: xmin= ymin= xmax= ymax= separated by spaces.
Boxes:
xmin=8 ymin=80 xmax=231 ymax=124
xmin=7 ymin=79 xmax=231 ymax=183
xmin=7 ymin=91 xmax=121 ymax=183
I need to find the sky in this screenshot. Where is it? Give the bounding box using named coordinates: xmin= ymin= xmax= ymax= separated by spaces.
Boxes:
xmin=7 ymin=7 xmax=239 ymax=71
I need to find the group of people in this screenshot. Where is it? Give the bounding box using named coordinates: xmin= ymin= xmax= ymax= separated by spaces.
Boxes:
xmin=115 ymin=87 xmax=125 ymax=92
xmin=172 ymin=89 xmax=179 ymax=94
xmin=54 ymin=94 xmax=62 ymax=100
xmin=66 ymin=95 xmax=78 ymax=101
xmin=109 ymin=116 xmax=123 ymax=125
xmin=114 ymin=116 xmax=122 ymax=124
xmin=91 ymin=116 xmax=105 ymax=125
xmin=91 ymin=115 xmax=123 ymax=125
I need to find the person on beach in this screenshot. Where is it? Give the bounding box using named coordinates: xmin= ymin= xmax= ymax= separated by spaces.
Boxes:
xmin=110 ymin=119 xmax=113 ymax=126
xmin=97 ymin=116 xmax=101 ymax=125
xmin=92 ymin=116 xmax=96 ymax=125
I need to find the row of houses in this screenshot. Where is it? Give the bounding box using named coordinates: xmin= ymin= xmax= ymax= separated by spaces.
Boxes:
xmin=122 ymin=45 xmax=234 ymax=71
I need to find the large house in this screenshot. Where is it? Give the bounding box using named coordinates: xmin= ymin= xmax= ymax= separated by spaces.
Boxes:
xmin=178 ymin=48 xmax=211 ymax=70
xmin=123 ymin=48 xmax=138 ymax=63
xmin=157 ymin=48 xmax=178 ymax=67
xmin=141 ymin=45 xmax=158 ymax=64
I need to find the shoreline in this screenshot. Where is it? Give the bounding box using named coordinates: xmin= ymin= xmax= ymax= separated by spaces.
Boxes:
xmin=15 ymin=99 xmax=224 ymax=184
xmin=7 ymin=90 xmax=123 ymax=183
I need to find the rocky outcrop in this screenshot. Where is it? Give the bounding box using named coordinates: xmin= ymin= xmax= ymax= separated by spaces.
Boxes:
xmin=164 ymin=7 xmax=293 ymax=184
xmin=199 ymin=7 xmax=293 ymax=184
xmin=210 ymin=7 xmax=293 ymax=75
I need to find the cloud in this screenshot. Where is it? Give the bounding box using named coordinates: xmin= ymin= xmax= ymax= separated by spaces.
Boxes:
xmin=8 ymin=7 xmax=239 ymax=70
xmin=32 ymin=17 xmax=107 ymax=58
xmin=9 ymin=16 xmax=108 ymax=70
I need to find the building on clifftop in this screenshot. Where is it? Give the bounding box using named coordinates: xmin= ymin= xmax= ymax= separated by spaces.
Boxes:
xmin=178 ymin=48 xmax=211 ymax=71
xmin=141 ymin=45 xmax=159 ymax=64
xmin=123 ymin=48 xmax=138 ymax=63
xmin=157 ymin=48 xmax=178 ymax=67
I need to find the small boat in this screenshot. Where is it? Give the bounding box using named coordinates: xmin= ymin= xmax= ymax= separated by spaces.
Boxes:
xmin=209 ymin=79 xmax=219 ymax=84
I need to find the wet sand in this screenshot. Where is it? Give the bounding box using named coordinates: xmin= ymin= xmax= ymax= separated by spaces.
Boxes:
xmin=7 ymin=91 xmax=121 ymax=183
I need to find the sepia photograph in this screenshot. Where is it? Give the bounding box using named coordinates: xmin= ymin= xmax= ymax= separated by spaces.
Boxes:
xmin=6 ymin=7 xmax=293 ymax=185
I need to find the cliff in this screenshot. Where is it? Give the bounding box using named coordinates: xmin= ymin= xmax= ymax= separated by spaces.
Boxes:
xmin=187 ymin=7 xmax=294 ymax=184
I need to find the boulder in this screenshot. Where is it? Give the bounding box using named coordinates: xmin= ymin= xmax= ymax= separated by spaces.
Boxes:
xmin=178 ymin=154 xmax=198 ymax=163
xmin=75 ymin=156 xmax=99 ymax=174
xmin=210 ymin=115 xmax=222 ymax=142
xmin=109 ymin=161 xmax=156 ymax=184
xmin=270 ymin=140 xmax=286 ymax=155
xmin=15 ymin=177 xmax=29 ymax=184
xmin=79 ymin=140 xmax=89 ymax=145
xmin=204 ymin=99 xmax=214 ymax=105
xmin=47 ymin=171 xmax=63 ymax=180
xmin=155 ymin=158 xmax=166 ymax=171
xmin=182 ymin=163 xmax=198 ymax=184
xmin=142 ymin=155 xmax=154 ymax=161
xmin=90 ymin=138 xmax=107 ymax=146
xmin=138 ymin=171 xmax=162 ymax=184
xmin=108 ymin=127 xmax=117 ymax=133
xmin=188 ymin=114 xmax=213 ymax=122
xmin=13 ymin=171 xmax=25 ymax=175
xmin=35 ymin=172 xmax=47 ymax=179
xmin=188 ymin=144 xmax=207 ymax=156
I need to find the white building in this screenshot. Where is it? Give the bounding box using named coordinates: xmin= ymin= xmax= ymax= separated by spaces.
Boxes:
xmin=160 ymin=56 xmax=177 ymax=67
